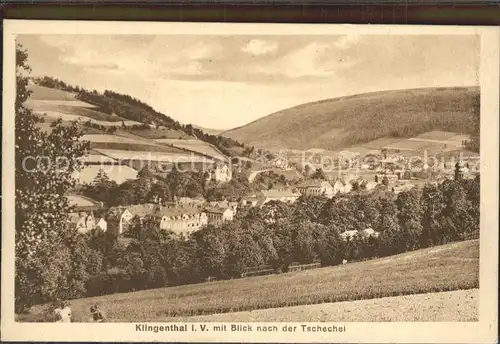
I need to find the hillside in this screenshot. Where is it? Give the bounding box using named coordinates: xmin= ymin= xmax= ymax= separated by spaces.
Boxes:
xmin=222 ymin=87 xmax=480 ymax=151
xmin=27 ymin=83 xmax=233 ymax=162
xmin=19 ymin=239 xmax=478 ymax=322
xmin=30 ymin=77 xmax=247 ymax=157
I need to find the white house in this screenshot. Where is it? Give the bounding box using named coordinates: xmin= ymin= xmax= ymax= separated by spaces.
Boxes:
xmin=106 ymin=204 xmax=156 ymax=236
xmin=332 ymin=180 xmax=352 ymax=194
xmin=259 ymin=189 xmax=300 ymax=205
xmin=156 ymin=206 xmax=208 ymax=237
xmin=206 ymin=207 xmax=234 ymax=226
xmin=296 ymin=180 xmax=335 ymax=198
xmin=69 ymin=212 xmax=95 ymax=234
xmin=209 ymin=163 xmax=232 ymax=183
xmin=340 ymin=228 xmax=380 ymax=241
xmin=95 ymin=218 xmax=107 ymax=232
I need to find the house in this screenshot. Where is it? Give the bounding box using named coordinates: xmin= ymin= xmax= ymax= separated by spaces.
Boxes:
xmin=177 ymin=197 xmax=206 ymax=208
xmin=95 ymin=217 xmax=107 ymax=232
xmin=208 ymin=163 xmax=232 ymax=183
xmin=66 ymin=194 xmax=102 ymax=212
xmin=69 ymin=212 xmax=95 ymax=234
xmin=392 ymin=182 xmax=416 ymax=194
xmin=360 ymin=180 xmax=378 ymax=191
xmin=207 ymin=200 xmax=238 ymax=214
xmin=205 ymin=206 xmax=234 ymax=226
xmin=340 ymin=228 xmax=380 ymax=241
xmin=240 ymin=195 xmax=260 ymax=207
xmin=295 ymin=180 xmax=335 ymax=198
xmin=105 ymin=204 xmax=155 ymax=236
xmin=363 ymin=227 xmax=380 ymax=238
xmin=155 ymin=205 xmax=208 ymax=237
xmin=106 ymin=207 xmax=134 ymax=236
xmin=271 ymin=156 xmax=288 ymax=169
xmin=340 ymin=230 xmax=359 ymax=241
xmin=375 ymin=173 xmax=399 ymax=184
xmin=258 ymin=189 xmax=300 ymax=205
xmin=332 ymin=180 xmax=352 ymax=194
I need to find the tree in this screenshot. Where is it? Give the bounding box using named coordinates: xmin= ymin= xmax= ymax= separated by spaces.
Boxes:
xmin=310 ymin=168 xmax=326 ymax=180
xmin=192 ymin=227 xmax=227 ymax=280
xmin=147 ymin=180 xmax=171 ymax=205
xmin=221 ymin=222 xmax=264 ymax=278
xmin=292 ymin=220 xmax=322 ymax=264
xmin=84 ymin=169 xmax=118 ymax=204
xmin=420 ymin=184 xmax=445 ymax=248
xmin=381 ymin=176 xmax=389 ymax=187
xmin=15 ymin=44 xmax=90 ymax=311
xmin=465 ymin=95 xmax=480 ymax=153
xmin=396 ymin=189 xmax=423 ymax=251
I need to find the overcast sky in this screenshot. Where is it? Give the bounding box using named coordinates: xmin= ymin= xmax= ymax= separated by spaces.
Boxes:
xmin=18 ymin=34 xmax=479 ymax=130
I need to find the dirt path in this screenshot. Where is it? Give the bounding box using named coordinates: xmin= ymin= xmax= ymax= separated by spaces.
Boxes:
xmin=169 ymin=289 xmax=478 ymax=322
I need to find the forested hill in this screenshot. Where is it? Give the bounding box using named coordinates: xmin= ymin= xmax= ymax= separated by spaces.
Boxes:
xmin=222 ymin=87 xmax=480 ymax=151
xmin=32 ymin=76 xmax=248 ymax=157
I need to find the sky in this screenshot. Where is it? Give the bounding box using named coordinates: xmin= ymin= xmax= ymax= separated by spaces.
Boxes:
xmin=17 ymin=34 xmax=479 ymax=130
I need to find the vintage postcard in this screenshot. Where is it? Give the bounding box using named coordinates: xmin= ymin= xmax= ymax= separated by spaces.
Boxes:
xmin=1 ymin=20 xmax=499 ymax=343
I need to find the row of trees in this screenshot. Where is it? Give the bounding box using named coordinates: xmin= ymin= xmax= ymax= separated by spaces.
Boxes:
xmin=80 ymin=166 xmax=209 ymax=206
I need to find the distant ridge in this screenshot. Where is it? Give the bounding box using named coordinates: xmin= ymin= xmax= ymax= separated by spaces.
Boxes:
xmin=221 ymin=87 xmax=479 ymax=151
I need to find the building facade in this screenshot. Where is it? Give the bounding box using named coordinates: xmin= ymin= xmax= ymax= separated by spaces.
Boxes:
xmin=295 ymin=181 xmax=335 ymax=198
xmin=69 ymin=212 xmax=95 ymax=234
xmin=259 ymin=189 xmax=300 ymax=205
xmin=155 ymin=206 xmax=208 ymax=237
xmin=206 ymin=207 xmax=234 ymax=226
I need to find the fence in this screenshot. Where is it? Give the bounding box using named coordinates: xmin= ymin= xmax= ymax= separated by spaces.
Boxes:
xmin=242 ymin=261 xmax=322 ymax=278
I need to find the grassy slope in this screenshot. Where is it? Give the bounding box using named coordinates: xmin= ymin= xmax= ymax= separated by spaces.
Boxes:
xmin=19 ymin=240 xmax=479 ymax=322
xmin=222 ymin=87 xmax=479 ymax=151
xmin=28 ymin=85 xmax=228 ymax=160
xmin=27 ymin=85 xmax=139 ymax=124
xmin=27 ymin=84 xmax=77 ymax=101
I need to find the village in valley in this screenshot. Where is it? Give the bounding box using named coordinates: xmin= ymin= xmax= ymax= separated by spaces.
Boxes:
xmin=68 ymin=136 xmax=479 ymax=243
xmin=14 ymin=34 xmax=482 ymax=323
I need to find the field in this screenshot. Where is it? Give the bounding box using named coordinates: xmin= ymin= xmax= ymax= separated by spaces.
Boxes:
xmin=74 ymin=165 xmax=138 ymax=185
xmin=131 ymin=127 xmax=192 ymax=140
xmin=19 ymin=239 xmax=479 ymax=322
xmin=27 ymin=84 xmax=144 ymax=127
xmin=27 ymin=84 xmax=78 ymax=101
xmin=81 ymin=134 xmax=148 ymax=144
xmin=155 ymin=139 xmax=228 ymax=161
xmin=179 ymin=289 xmax=478 ymax=322
xmin=29 ymin=103 xmax=122 ymax=122
xmin=90 ymin=142 xmax=197 ymax=154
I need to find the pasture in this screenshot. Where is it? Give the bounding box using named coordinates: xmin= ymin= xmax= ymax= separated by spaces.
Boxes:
xmin=18 ymin=239 xmax=479 ymax=322
xmin=27 ymin=84 xmax=78 ymax=101
xmin=155 ymin=138 xmax=228 ymax=161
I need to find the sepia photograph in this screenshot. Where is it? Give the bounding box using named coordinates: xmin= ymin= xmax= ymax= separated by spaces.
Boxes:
xmin=1 ymin=21 xmax=498 ymax=343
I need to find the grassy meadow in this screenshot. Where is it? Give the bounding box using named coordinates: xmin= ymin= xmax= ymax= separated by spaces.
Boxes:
xmin=18 ymin=239 xmax=479 ymax=322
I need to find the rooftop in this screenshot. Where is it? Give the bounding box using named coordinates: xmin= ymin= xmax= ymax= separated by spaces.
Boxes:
xmin=128 ymin=204 xmax=157 ymax=217
xmin=66 ymin=194 xmax=101 ymax=210
xmin=296 ymin=180 xmax=331 ymax=188
xmin=155 ymin=205 xmax=203 ymax=218
xmin=260 ymin=189 xmax=298 ymax=198
xmin=205 ymin=206 xmax=231 ymax=214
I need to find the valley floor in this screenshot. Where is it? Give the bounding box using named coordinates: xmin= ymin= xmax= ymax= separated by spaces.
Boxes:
xmin=170 ymin=289 xmax=478 ymax=322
